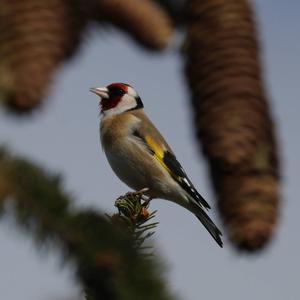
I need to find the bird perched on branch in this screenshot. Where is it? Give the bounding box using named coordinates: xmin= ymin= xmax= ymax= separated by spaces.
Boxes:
xmin=90 ymin=83 xmax=223 ymax=247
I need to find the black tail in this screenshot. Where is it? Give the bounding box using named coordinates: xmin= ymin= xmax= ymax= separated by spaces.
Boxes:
xmin=194 ymin=206 xmax=223 ymax=247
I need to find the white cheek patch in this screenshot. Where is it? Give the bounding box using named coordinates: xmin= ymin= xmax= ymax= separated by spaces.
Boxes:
xmin=102 ymin=94 xmax=137 ymax=117
xmin=127 ymin=86 xmax=138 ymax=98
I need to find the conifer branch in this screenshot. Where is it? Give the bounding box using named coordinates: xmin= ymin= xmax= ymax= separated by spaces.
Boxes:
xmin=0 ymin=146 xmax=175 ymax=300
xmin=108 ymin=191 xmax=159 ymax=255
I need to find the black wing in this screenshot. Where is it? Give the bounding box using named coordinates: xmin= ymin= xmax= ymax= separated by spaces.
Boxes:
xmin=132 ymin=129 xmax=210 ymax=210
xmin=163 ymin=151 xmax=211 ymax=210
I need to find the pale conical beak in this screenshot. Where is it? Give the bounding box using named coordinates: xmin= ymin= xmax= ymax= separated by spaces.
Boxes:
xmin=89 ymin=87 xmax=109 ymax=99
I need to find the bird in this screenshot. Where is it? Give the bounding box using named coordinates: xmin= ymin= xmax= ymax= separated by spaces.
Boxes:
xmin=90 ymin=82 xmax=223 ymax=247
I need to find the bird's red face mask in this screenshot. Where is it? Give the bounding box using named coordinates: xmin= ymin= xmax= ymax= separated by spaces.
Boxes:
xmin=90 ymin=83 xmax=128 ymax=113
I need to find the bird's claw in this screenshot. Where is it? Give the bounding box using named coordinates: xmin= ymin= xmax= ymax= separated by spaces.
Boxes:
xmin=124 ymin=188 xmax=152 ymax=205
xmin=134 ymin=188 xmax=150 ymax=195
xmin=135 ymin=188 xmax=153 ymax=206
xmin=123 ymin=188 xmax=147 ymax=197
xmin=118 ymin=188 xmax=152 ymax=207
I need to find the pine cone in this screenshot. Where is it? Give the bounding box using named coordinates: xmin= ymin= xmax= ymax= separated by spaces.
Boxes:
xmin=0 ymin=0 xmax=88 ymax=113
xmin=92 ymin=0 xmax=173 ymax=50
xmin=184 ymin=0 xmax=280 ymax=251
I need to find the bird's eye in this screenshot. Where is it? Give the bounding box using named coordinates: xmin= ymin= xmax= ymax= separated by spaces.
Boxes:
xmin=109 ymin=87 xmax=125 ymax=96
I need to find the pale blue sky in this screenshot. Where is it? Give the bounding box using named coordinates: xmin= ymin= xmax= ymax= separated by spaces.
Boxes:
xmin=0 ymin=1 xmax=299 ymax=299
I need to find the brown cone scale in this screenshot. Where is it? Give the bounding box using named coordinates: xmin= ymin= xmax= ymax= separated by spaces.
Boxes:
xmin=0 ymin=0 xmax=88 ymax=113
xmin=0 ymin=0 xmax=173 ymax=114
xmin=184 ymin=0 xmax=280 ymax=251
xmin=92 ymin=0 xmax=173 ymax=50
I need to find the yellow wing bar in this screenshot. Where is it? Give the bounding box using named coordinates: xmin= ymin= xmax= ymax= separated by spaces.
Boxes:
xmin=144 ymin=135 xmax=174 ymax=176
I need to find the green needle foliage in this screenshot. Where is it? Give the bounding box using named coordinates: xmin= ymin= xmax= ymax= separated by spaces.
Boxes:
xmin=110 ymin=191 xmax=159 ymax=253
xmin=0 ymin=147 xmax=176 ymax=300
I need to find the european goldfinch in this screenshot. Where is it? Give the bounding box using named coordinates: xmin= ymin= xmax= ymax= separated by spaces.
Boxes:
xmin=90 ymin=83 xmax=223 ymax=247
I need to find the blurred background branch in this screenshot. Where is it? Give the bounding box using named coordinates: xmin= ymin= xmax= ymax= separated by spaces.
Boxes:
xmin=0 ymin=147 xmax=175 ymax=300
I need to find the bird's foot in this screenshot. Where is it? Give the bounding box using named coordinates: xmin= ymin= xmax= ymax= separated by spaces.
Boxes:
xmin=124 ymin=188 xmax=152 ymax=206
xmin=134 ymin=187 xmax=150 ymax=195
xmin=119 ymin=188 xmax=152 ymax=208
xmin=141 ymin=197 xmax=152 ymax=208
xmin=124 ymin=188 xmax=148 ymax=197
xmin=135 ymin=188 xmax=153 ymax=207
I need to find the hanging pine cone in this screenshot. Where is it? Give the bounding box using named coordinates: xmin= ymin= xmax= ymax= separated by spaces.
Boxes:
xmin=92 ymin=0 xmax=173 ymax=50
xmin=184 ymin=0 xmax=280 ymax=251
xmin=0 ymin=0 xmax=173 ymax=114
xmin=0 ymin=0 xmax=88 ymax=113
